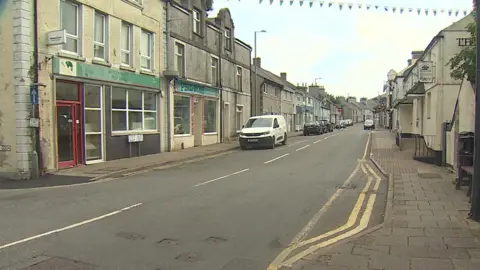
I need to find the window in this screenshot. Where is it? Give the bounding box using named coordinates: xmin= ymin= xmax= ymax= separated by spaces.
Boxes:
xmin=94 ymin=11 xmax=106 ymax=60
xmin=174 ymin=95 xmax=191 ymax=135
xmin=204 ymin=100 xmax=217 ymax=133
xmin=84 ymin=85 xmax=103 ymax=162
xmin=60 ymin=0 xmax=79 ymax=54
xmin=288 ymin=92 xmax=292 ymax=101
xmin=111 ymin=88 xmax=157 ymax=132
xmin=263 ymin=84 xmax=267 ymax=94
xmin=236 ymin=66 xmax=242 ymax=91
xmin=193 ymin=9 xmax=201 ymax=34
xmin=426 ymin=92 xmax=431 ymax=118
xmin=296 ymin=95 xmax=301 ymax=102
xmin=141 ymin=30 xmax=154 ymax=70
xmin=225 ymin=27 xmax=232 ymax=50
xmin=274 ymin=88 xmax=280 ymax=97
xmin=175 ymin=43 xmax=185 ymax=77
xmin=211 ymin=57 xmax=218 ymax=85
xmin=121 ymin=22 xmax=133 ymax=66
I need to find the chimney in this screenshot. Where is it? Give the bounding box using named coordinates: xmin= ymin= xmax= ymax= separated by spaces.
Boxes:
xmin=253 ymin=57 xmax=261 ymax=67
xmin=360 ymin=97 xmax=367 ymax=104
xmin=280 ymin=72 xmax=287 ymax=80
xmin=407 ymin=59 xmax=412 ymax=66
xmin=411 ymin=50 xmax=423 ymax=60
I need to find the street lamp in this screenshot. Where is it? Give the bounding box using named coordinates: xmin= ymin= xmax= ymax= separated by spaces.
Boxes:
xmin=254 ymin=30 xmax=266 ymax=115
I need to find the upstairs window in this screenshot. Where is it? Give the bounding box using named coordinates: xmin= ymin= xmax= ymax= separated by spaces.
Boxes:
xmin=225 ymin=27 xmax=232 ymax=50
xmin=61 ymin=0 xmax=80 ymax=54
xmin=193 ymin=9 xmax=201 ymax=34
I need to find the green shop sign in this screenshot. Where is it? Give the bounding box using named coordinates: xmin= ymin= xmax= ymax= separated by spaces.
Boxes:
xmin=176 ymin=81 xmax=219 ymax=97
xmin=52 ymin=57 xmax=160 ymax=89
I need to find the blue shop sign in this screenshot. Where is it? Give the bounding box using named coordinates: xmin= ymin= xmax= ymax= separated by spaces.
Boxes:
xmin=176 ymin=81 xmax=219 ymax=97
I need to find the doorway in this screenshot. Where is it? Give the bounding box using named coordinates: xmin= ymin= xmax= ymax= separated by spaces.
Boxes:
xmin=223 ymin=103 xmax=230 ymax=140
xmin=56 ymin=81 xmax=83 ymax=169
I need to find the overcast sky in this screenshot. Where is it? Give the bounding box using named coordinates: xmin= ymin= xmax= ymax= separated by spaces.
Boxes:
xmin=210 ymin=0 xmax=473 ymax=99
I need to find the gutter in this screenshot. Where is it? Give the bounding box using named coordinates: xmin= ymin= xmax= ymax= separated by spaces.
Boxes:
xmin=219 ymin=23 xmax=224 ymax=142
xmin=165 ymin=0 xmax=172 ymax=151
xmin=32 ymin=0 xmax=42 ymax=177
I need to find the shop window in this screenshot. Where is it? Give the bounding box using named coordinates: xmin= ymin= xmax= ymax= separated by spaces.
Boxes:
xmin=111 ymin=87 xmax=157 ymax=132
xmin=174 ymin=95 xmax=191 ymax=135
xmin=204 ymin=99 xmax=217 ymax=133
xmin=84 ymin=85 xmax=103 ymax=162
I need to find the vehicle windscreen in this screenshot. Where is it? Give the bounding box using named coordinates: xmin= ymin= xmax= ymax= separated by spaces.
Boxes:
xmin=245 ymin=118 xmax=273 ymax=128
xmin=305 ymin=122 xmax=317 ymax=125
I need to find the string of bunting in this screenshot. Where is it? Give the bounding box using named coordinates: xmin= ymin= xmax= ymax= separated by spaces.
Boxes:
xmin=252 ymin=0 xmax=472 ymax=17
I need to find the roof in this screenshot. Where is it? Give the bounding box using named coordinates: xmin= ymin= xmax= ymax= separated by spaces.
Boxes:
xmin=406 ymin=82 xmax=426 ymax=95
xmin=343 ymin=102 xmax=359 ymax=111
xmin=254 ymin=67 xmax=297 ymax=91
xmin=355 ymin=102 xmax=370 ymax=110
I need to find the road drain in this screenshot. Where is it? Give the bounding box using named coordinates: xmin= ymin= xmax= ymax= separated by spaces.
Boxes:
xmin=336 ymin=183 xmax=357 ymax=190
xmin=175 ymin=252 xmax=200 ymax=263
xmin=205 ymin=236 xmax=227 ymax=244
xmin=157 ymin=238 xmax=180 ymax=245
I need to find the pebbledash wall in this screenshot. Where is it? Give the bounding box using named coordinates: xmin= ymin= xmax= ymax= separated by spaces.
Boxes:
xmin=36 ymin=0 xmax=165 ymax=172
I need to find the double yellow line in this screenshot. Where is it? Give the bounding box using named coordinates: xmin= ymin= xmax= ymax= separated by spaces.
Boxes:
xmin=268 ymin=133 xmax=382 ymax=269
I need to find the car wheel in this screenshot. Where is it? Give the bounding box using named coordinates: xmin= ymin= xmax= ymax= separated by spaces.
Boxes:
xmin=270 ymin=136 xmax=276 ymax=149
xmin=282 ymin=133 xmax=287 ymax=145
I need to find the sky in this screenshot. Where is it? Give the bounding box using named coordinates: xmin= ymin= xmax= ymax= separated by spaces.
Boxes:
xmin=209 ymin=0 xmax=473 ymax=99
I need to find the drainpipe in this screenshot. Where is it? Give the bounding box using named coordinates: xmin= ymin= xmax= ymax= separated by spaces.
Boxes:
xmin=165 ymin=1 xmax=172 ymax=151
xmin=218 ymin=25 xmax=224 ymax=143
xmin=31 ymin=0 xmax=41 ymax=178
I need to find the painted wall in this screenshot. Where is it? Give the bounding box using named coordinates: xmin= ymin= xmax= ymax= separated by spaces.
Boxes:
xmin=36 ymin=0 xmax=165 ymax=171
xmin=262 ymin=83 xmax=282 ymax=114
xmin=458 ymin=78 xmax=475 ymax=133
xmin=398 ymin=104 xmax=413 ymax=134
xmin=0 ymin=0 xmax=18 ymax=178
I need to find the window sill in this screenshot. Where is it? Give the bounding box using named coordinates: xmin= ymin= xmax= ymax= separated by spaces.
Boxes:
xmin=120 ymin=65 xmax=136 ymax=73
xmin=121 ymin=0 xmax=144 ymax=10
xmin=140 ymin=69 xmax=157 ymax=76
xmin=193 ymin=32 xmax=204 ymax=38
xmin=203 ymin=132 xmax=218 ymax=135
xmin=92 ymin=59 xmax=112 ymax=67
xmin=111 ymin=130 xmax=159 ymax=136
xmin=174 ymin=134 xmax=192 ymax=137
xmin=58 ymin=51 xmax=86 ymax=62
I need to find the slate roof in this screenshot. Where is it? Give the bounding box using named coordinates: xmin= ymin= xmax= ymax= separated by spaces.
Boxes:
xmin=254 ymin=67 xmax=296 ymax=91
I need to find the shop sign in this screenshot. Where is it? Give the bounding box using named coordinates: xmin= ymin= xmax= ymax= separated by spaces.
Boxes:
xmin=418 ymin=61 xmax=433 ymax=83
xmin=53 ymin=57 xmax=160 ymax=89
xmin=0 ymin=145 xmax=11 ymax=152
xmin=176 ymin=81 xmax=219 ymax=97
xmin=128 ymin=134 xmax=144 ymax=143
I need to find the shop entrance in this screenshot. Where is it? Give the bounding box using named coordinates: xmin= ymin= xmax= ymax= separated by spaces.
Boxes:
xmin=56 ymin=81 xmax=84 ymax=169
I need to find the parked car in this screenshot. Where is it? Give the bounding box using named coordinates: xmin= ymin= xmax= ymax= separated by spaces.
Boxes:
xmin=239 ymin=115 xmax=287 ymax=149
xmin=364 ymin=119 xmax=375 ymax=130
xmin=337 ymin=120 xmax=346 ymax=129
xmin=304 ymin=121 xmax=324 ymax=136
xmin=320 ymin=120 xmax=334 ymax=132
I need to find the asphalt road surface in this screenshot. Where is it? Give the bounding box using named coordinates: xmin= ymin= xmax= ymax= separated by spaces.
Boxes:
xmin=0 ymin=124 xmax=387 ymax=270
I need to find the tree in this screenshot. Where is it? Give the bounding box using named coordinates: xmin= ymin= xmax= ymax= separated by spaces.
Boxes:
xmin=447 ymin=21 xmax=476 ymax=84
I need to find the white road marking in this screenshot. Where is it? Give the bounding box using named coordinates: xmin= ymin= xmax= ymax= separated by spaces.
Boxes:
xmin=194 ymin=169 xmax=250 ymax=187
xmin=313 ymin=139 xmax=323 ymax=144
xmin=0 ymin=203 xmax=143 ymax=251
xmin=286 ymin=140 xmax=307 ymax=147
xmin=264 ymin=153 xmax=290 ymax=164
xmin=296 ymin=145 xmax=310 ymax=151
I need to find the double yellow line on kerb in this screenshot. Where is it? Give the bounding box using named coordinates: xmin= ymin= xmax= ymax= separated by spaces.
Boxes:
xmin=268 ymin=132 xmax=381 ymax=270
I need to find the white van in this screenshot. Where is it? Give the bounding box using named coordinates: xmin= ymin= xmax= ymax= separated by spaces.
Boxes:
xmin=239 ymin=115 xmax=287 ymax=149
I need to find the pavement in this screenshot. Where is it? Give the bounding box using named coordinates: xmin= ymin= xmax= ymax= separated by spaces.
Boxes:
xmin=0 ymin=125 xmax=388 ymax=270
xmin=0 ymin=131 xmax=302 ymax=190
xmin=290 ymin=130 xmax=480 ymax=270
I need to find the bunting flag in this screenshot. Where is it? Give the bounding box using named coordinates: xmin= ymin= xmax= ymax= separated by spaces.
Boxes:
xmin=252 ymin=0 xmax=472 ymax=17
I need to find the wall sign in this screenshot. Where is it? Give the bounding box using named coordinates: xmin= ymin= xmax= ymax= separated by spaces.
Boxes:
xmin=46 ymin=30 xmax=66 ymax=46
xmin=457 ymin=38 xmax=474 ymax=47
xmin=176 ymin=81 xmax=219 ymax=97
xmin=0 ymin=145 xmax=11 ymax=152
xmin=128 ymin=134 xmax=144 ymax=143
xmin=53 ymin=57 xmax=160 ymax=89
xmin=418 ymin=61 xmax=434 ymax=83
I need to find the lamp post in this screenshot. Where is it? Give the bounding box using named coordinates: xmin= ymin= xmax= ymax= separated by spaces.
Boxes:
xmin=314 ymin=77 xmax=322 ymax=86
xmin=254 ymin=30 xmax=266 ymax=115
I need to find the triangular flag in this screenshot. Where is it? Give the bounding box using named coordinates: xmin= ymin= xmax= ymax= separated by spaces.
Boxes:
xmin=259 ymin=0 xmax=263 ymax=4
xmin=374 ymin=5 xmax=378 ymax=9
xmin=425 ymin=9 xmax=429 ymax=16
xmin=366 ymin=5 xmax=371 ymax=10
xmin=433 ymin=9 xmax=437 ymax=16
xmin=408 ymin=8 xmax=413 ymax=13
xmin=358 ymin=4 xmax=362 ymax=9
xmin=417 ymin=8 xmax=421 ymax=15
xmin=339 ymin=3 xmax=343 ymax=10
xmin=384 ymin=6 xmax=388 ymax=12
xmin=269 ymin=0 xmax=274 ymax=5
xmin=440 ymin=9 xmax=445 ymax=13
xmin=400 ymin=7 xmax=404 ymax=14
xmin=290 ymin=0 xmax=294 ymax=6
xmin=464 ymin=10 xmax=468 ymax=16
xmin=328 ymin=2 xmax=333 ymax=8
xmin=448 ymin=9 xmax=452 ymax=16
xmin=300 ymin=0 xmax=304 ymax=6
xmin=348 ymin=3 xmax=353 ymax=10
xmin=309 ymin=0 xmax=313 ymax=7
xmin=392 ymin=7 xmax=396 ymax=13
xmin=280 ymin=0 xmax=284 ymax=5
xmin=455 ymin=10 xmax=460 ymax=16
xmin=319 ymin=1 xmax=324 ymax=8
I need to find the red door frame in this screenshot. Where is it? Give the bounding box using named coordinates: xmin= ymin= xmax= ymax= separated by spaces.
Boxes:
xmin=56 ymin=81 xmax=84 ymax=169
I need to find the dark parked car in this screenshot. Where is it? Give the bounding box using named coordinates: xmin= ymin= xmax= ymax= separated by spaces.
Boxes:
xmin=321 ymin=120 xmax=334 ymax=132
xmin=303 ymin=121 xmax=324 ymax=136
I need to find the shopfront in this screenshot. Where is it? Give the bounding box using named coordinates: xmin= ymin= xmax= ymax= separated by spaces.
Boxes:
xmin=172 ymin=80 xmax=220 ymax=150
xmin=52 ymin=57 xmax=161 ymax=169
